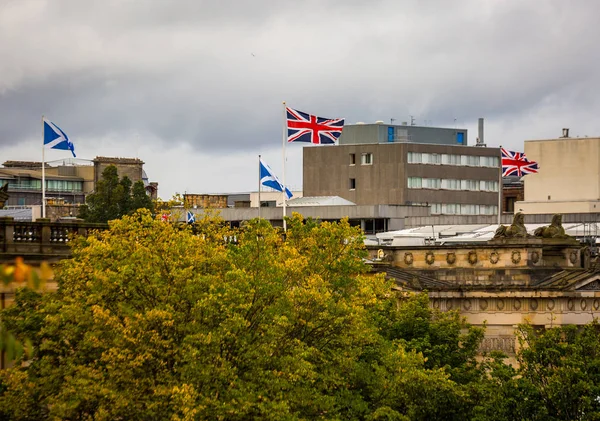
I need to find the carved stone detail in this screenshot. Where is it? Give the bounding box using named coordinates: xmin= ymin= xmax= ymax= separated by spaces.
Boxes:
xmin=547 ymin=299 xmax=555 ymax=311
xmin=497 ymin=299 xmax=505 ymax=310
xmin=530 ymin=251 xmax=540 ymax=264
xmin=513 ymin=299 xmax=522 ymax=310
xmin=446 ymin=252 xmax=456 ymax=265
xmin=511 ymin=250 xmax=521 ymax=264
xmin=468 ymin=250 xmax=478 ymax=265
xmin=493 ymin=212 xmax=528 ymax=238
xmin=425 ymin=251 xmax=435 ymax=265
xmin=567 ymin=299 xmax=574 ymax=311
xmin=479 ymin=299 xmax=488 ymax=310
xmin=489 ymin=251 xmax=499 ymax=264
xmin=533 ymin=214 xmax=570 ymax=239
xmin=463 ymin=299 xmax=472 ymax=310
xmin=479 ymin=336 xmax=516 ymax=354
xmin=446 ymin=299 xmax=453 ymax=310
xmin=581 ymin=299 xmax=588 ymax=311
xmin=569 ymin=251 xmax=578 ymax=264
xmin=530 ymin=299 xmax=538 ymax=311
xmin=404 ymin=252 xmax=413 ymax=265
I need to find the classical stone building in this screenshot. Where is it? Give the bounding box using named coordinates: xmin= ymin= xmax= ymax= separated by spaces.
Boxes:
xmin=368 ymin=217 xmax=598 ymax=357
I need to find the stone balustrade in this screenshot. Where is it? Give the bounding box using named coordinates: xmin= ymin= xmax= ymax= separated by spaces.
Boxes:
xmin=0 ymin=217 xmax=107 ymax=263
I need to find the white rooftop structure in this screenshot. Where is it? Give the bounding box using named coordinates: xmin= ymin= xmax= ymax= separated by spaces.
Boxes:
xmin=287 ymin=196 xmax=356 ymax=207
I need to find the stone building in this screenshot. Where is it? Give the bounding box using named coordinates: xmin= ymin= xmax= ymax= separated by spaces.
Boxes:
xmin=368 ymin=215 xmax=599 ymax=357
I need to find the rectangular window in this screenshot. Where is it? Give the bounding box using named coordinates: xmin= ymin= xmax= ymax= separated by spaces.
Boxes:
xmin=349 ymin=178 xmax=356 ymax=190
xmin=424 ymin=178 xmax=441 ymax=189
xmin=457 ymin=132 xmax=465 ymax=144
xmin=349 ymin=153 xmax=355 ymax=165
xmin=407 ymin=177 xmax=422 ymax=188
xmin=361 ymin=153 xmax=373 ymax=165
xmin=407 ymin=152 xmax=422 ymax=164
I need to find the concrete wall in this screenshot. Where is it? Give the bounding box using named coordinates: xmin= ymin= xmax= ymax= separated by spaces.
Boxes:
xmin=304 ymin=143 xmax=500 ymax=206
xmin=524 ymin=137 xmax=600 ymax=202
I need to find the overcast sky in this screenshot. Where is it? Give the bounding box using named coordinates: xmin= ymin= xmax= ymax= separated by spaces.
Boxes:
xmin=1 ymin=0 xmax=599 ymax=199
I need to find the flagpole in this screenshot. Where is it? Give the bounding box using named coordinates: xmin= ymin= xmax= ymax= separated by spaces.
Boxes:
xmin=282 ymin=101 xmax=287 ymax=232
xmin=258 ymin=154 xmax=261 ymax=220
xmin=498 ymin=145 xmax=502 ymax=226
xmin=42 ymin=116 xmax=46 ymax=219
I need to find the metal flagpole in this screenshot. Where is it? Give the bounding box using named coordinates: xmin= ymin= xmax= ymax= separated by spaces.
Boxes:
xmin=42 ymin=116 xmax=46 ymax=219
xmin=258 ymin=155 xmax=261 ymax=220
xmin=282 ymin=101 xmax=287 ymax=232
xmin=498 ymin=145 xmax=502 ymax=226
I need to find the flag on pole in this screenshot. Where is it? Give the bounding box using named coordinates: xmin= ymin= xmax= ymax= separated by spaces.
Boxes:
xmin=186 ymin=210 xmax=196 ymax=224
xmin=286 ymin=107 xmax=344 ymax=144
xmin=43 ymin=118 xmax=75 ymax=157
xmin=260 ymin=158 xmax=293 ymax=199
xmin=501 ymin=148 xmax=539 ymax=177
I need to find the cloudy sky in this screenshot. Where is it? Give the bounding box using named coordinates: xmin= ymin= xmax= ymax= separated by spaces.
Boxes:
xmin=1 ymin=0 xmax=599 ymax=199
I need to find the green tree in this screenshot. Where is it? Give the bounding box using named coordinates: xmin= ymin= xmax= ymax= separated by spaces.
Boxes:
xmin=474 ymin=323 xmax=600 ymax=421
xmin=0 ymin=212 xmax=484 ymax=420
xmin=79 ymin=165 xmax=153 ymax=222
xmin=131 ymin=180 xmax=154 ymax=213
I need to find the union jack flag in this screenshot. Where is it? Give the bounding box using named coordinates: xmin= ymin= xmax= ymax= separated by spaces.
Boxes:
xmin=286 ymin=107 xmax=344 ymax=144
xmin=501 ymin=148 xmax=539 ymax=177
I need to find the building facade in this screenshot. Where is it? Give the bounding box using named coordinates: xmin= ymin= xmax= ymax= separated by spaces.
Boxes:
xmin=338 ymin=122 xmax=468 ymax=146
xmin=517 ymin=136 xmax=600 ymax=214
xmin=303 ymin=143 xmax=501 ymax=215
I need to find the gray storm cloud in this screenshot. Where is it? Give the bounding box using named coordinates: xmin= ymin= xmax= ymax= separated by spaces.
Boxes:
xmin=1 ymin=0 xmax=599 ymax=196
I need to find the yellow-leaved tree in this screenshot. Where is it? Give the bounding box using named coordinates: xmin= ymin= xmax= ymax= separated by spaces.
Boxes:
xmin=0 ymin=210 xmax=483 ymax=420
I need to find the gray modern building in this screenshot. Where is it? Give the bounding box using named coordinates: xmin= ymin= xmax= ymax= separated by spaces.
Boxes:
xmin=303 ymin=142 xmax=501 ymax=216
xmin=338 ymin=122 xmax=468 ymax=146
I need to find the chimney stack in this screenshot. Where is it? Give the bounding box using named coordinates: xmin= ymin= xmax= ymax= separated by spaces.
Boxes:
xmin=477 ymin=118 xmax=485 ymax=146
xmin=562 ymin=128 xmax=570 ymax=138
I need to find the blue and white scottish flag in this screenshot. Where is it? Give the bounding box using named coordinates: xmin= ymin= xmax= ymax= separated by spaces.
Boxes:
xmin=259 ymin=158 xmax=293 ymax=199
xmin=43 ymin=118 xmax=75 ymax=157
xmin=186 ymin=210 xmax=196 ymax=224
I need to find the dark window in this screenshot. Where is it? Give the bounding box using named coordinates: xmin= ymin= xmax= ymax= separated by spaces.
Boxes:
xmin=349 ymin=153 xmax=356 ymax=165
xmin=349 ymin=178 xmax=356 ymax=190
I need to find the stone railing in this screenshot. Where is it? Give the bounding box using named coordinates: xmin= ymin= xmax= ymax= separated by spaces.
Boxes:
xmin=0 ymin=217 xmax=107 ymax=262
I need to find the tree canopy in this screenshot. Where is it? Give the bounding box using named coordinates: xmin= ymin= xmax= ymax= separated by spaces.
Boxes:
xmin=78 ymin=165 xmax=154 ymax=223
xmin=1 ymin=211 xmax=600 ymax=420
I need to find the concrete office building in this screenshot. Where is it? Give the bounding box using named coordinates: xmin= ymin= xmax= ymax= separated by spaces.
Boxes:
xmin=303 ymin=142 xmax=501 ymax=216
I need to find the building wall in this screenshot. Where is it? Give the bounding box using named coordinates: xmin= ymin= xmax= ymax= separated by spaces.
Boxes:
xmin=93 ymin=157 xmax=144 ymax=185
xmin=524 ymin=137 xmax=600 ymax=202
xmin=303 ymin=143 xmax=500 ymax=208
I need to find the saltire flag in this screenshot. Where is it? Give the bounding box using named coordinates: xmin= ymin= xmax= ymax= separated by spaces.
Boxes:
xmin=501 ymin=148 xmax=539 ymax=177
xmin=161 ymin=213 xmax=169 ymax=222
xmin=260 ymin=158 xmax=293 ymax=199
xmin=286 ymin=107 xmax=344 ymax=144
xmin=186 ymin=211 xmax=196 ymax=224
xmin=43 ymin=118 xmax=75 ymax=157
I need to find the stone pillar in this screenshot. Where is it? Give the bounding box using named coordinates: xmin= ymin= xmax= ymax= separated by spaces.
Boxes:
xmin=0 ymin=217 xmax=14 ymax=254
xmin=36 ymin=218 xmax=52 ymax=254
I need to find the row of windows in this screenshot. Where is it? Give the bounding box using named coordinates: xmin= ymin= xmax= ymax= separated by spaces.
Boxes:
xmin=413 ymin=203 xmax=499 ymax=215
xmin=407 ymin=177 xmax=499 ymax=192
xmin=1 ymin=179 xmax=83 ymax=192
xmin=407 ymin=152 xmax=499 ymax=168
xmin=349 ymin=153 xmax=373 ymax=165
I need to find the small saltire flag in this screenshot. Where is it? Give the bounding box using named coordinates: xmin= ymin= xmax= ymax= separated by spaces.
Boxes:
xmin=43 ymin=118 xmax=75 ymax=157
xmin=186 ymin=211 xmax=196 ymax=224
xmin=260 ymin=158 xmax=293 ymax=199
xmin=501 ymin=148 xmax=539 ymax=177
xmin=286 ymin=107 xmax=344 ymax=144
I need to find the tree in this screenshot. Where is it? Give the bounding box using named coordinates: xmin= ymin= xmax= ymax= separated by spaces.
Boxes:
xmin=79 ymin=165 xmax=153 ymax=223
xmin=0 ymin=212 xmax=484 ymax=420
